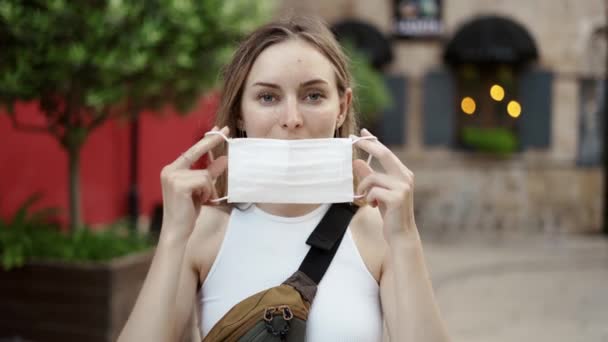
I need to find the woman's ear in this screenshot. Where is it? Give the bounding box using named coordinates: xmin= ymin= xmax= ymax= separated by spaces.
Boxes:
xmin=338 ymin=88 xmax=353 ymax=127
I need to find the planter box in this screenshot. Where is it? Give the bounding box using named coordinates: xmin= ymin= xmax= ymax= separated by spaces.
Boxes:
xmin=0 ymin=250 xmax=154 ymax=342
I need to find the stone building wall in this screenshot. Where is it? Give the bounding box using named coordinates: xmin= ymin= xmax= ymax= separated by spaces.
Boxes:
xmin=278 ymin=0 xmax=605 ymax=159
xmin=276 ymin=0 xmax=605 ymax=233
xmin=405 ymin=156 xmax=603 ymax=235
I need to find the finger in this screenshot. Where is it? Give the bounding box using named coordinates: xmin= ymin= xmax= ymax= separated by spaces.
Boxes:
xmin=176 ymin=172 xmax=222 ymax=206
xmin=186 ymin=126 xmax=227 ymax=165
xmin=353 ymin=159 xmax=373 ymax=200
xmin=197 ymin=176 xmax=219 ymax=205
xmin=208 ymin=126 xmax=218 ymax=163
xmin=355 ymin=128 xmax=405 ymax=176
xmin=366 ymin=187 xmax=393 ymax=212
xmin=206 ymin=155 xmax=228 ymax=179
xmin=353 ymin=159 xmax=373 ymax=182
xmin=199 ymin=156 xmax=226 ymax=204
xmin=173 ymin=172 xmax=216 ymax=200
xmin=180 ymin=154 xmax=226 ymax=187
xmin=171 ymin=126 xmax=229 ymax=170
xmin=357 ymin=173 xmax=400 ymax=196
xmin=198 ymin=184 xmax=212 ymax=204
xmin=202 ymin=177 xmax=220 ymax=204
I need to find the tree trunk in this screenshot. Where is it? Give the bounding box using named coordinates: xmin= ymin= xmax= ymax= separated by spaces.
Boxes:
xmin=128 ymin=114 xmax=140 ymax=231
xmin=68 ymin=145 xmax=83 ymax=231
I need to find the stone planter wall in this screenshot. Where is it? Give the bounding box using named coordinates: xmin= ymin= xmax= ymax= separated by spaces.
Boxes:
xmin=0 ymin=250 xmax=154 ymax=342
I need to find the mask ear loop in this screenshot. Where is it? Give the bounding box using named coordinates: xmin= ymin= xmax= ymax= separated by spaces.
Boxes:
xmin=203 ymin=131 xmax=230 ymax=203
xmin=204 ymin=130 xmax=230 ymax=142
xmin=350 ymin=135 xmax=377 ymax=200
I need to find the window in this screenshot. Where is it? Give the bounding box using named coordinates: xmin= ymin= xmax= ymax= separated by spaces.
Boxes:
xmin=455 ymin=64 xmax=521 ymax=154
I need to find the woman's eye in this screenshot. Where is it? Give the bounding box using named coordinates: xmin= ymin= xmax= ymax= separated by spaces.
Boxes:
xmin=258 ymin=93 xmax=277 ymax=103
xmin=306 ymin=92 xmax=324 ymax=102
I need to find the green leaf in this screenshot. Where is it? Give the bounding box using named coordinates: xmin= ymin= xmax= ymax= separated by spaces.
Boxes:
xmin=342 ymin=43 xmax=391 ymax=126
xmin=0 ymin=195 xmax=154 ymax=270
xmin=461 ymin=126 xmax=518 ymax=155
xmin=67 ymin=43 xmax=87 ymax=66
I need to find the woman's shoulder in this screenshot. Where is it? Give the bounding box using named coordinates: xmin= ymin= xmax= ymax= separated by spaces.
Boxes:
xmin=186 ymin=204 xmax=233 ymax=282
xmin=351 ymin=204 xmax=386 ymax=244
xmin=196 ymin=204 xmax=232 ymax=229
xmin=352 ymin=204 xmax=383 ymax=231
xmin=349 ymin=204 xmax=388 ymax=283
xmin=190 ymin=204 xmax=232 ymax=243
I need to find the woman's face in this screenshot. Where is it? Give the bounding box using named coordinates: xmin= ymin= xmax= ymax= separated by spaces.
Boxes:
xmin=240 ymin=39 xmax=351 ymax=139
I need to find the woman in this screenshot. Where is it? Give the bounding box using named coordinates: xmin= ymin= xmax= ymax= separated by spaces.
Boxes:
xmin=118 ymin=16 xmax=450 ymax=342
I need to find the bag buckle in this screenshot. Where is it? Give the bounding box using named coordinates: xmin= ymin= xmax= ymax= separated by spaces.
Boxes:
xmin=263 ymin=307 xmax=276 ymax=322
xmin=263 ymin=306 xmax=292 ymax=339
xmin=278 ymin=305 xmax=293 ymax=321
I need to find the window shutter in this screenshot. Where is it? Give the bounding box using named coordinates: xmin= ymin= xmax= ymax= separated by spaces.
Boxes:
xmin=423 ymin=69 xmax=456 ymax=146
xmin=380 ymin=74 xmax=407 ymax=145
xmin=518 ymin=69 xmax=553 ymax=149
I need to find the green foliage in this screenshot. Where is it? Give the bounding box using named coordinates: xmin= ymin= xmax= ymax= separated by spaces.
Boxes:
xmin=461 ymin=126 xmax=518 ymax=156
xmin=0 ymin=0 xmax=274 ymax=230
xmin=0 ymin=0 xmax=274 ymax=116
xmin=0 ymin=194 xmax=153 ymax=271
xmin=343 ymin=44 xmax=392 ymax=126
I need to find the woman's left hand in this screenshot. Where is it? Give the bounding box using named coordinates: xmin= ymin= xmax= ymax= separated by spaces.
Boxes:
xmin=353 ymin=128 xmax=418 ymax=243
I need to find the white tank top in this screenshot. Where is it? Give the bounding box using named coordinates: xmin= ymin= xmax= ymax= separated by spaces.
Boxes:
xmin=198 ymin=204 xmax=383 ymax=341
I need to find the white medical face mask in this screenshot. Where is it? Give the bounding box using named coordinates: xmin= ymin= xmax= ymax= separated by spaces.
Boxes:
xmin=205 ymin=132 xmax=375 ymax=204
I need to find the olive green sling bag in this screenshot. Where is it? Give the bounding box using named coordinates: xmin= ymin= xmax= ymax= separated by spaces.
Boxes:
xmin=201 ymin=203 xmax=358 ymax=342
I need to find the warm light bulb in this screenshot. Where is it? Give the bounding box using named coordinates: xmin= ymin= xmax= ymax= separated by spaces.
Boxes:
xmin=461 ymin=97 xmax=476 ymax=115
xmin=490 ymin=84 xmax=505 ymax=101
xmin=507 ymin=100 xmax=521 ymax=118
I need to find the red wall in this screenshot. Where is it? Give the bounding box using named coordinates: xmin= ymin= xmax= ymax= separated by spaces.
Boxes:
xmin=0 ymin=94 xmax=218 ymax=226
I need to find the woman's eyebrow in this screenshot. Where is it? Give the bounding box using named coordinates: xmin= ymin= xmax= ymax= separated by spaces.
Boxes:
xmin=252 ymin=82 xmax=280 ymax=89
xmin=251 ymin=79 xmax=329 ymax=88
xmin=300 ymin=79 xmax=329 ymax=87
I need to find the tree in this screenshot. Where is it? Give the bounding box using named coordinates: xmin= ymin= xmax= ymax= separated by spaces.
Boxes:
xmin=0 ymin=0 xmax=274 ymax=231
xmin=342 ymin=43 xmax=392 ymax=129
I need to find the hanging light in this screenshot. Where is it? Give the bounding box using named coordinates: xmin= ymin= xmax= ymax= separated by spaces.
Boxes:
xmin=490 ymin=84 xmax=505 ymax=101
xmin=461 ymin=97 xmax=476 ymax=115
xmin=507 ymin=100 xmax=522 ymax=118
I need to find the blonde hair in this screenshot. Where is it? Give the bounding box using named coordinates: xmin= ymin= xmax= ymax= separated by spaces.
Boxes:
xmin=212 ymin=16 xmax=361 ymax=200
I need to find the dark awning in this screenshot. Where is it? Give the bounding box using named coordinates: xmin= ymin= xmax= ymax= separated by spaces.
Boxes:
xmin=444 ymin=15 xmax=539 ymax=65
xmin=331 ymin=19 xmax=393 ymax=69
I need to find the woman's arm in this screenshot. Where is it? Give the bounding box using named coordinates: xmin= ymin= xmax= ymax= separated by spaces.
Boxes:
xmin=118 ymin=127 xmax=229 ymax=342
xmin=354 ymin=128 xmax=450 ymax=341
xmin=118 ymin=204 xmax=228 ymax=342
xmin=174 ymin=205 xmax=230 ymax=341
xmin=380 ymin=232 xmax=450 ymax=341
xmin=118 ymin=234 xmax=193 ymax=342
xmin=118 ymin=201 xmax=230 ymax=342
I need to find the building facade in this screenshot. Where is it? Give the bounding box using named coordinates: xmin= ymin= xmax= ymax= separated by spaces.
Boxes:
xmin=280 ymin=0 xmax=605 ymax=233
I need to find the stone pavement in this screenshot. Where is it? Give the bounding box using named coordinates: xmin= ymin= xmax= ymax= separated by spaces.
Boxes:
xmin=422 ymin=232 xmax=608 ymax=342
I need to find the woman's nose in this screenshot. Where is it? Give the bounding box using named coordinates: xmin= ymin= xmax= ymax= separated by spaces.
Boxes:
xmin=280 ymin=97 xmax=303 ymax=129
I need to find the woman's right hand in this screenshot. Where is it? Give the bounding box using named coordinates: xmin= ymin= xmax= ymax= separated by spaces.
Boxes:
xmin=159 ymin=126 xmax=229 ymax=244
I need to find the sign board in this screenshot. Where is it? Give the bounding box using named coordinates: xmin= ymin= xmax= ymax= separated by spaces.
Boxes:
xmin=394 ymin=0 xmax=443 ymax=38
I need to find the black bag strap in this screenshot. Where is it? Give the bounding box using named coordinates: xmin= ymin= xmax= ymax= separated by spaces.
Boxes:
xmin=298 ymin=203 xmax=358 ymax=284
